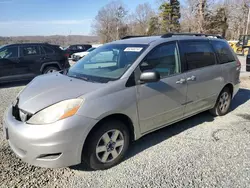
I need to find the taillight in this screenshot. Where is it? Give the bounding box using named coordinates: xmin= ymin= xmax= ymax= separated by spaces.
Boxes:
xmin=237 ymin=59 xmax=241 ymax=67
xmin=236 ymin=58 xmax=241 ymax=71
xmin=64 ymin=53 xmax=69 ymax=58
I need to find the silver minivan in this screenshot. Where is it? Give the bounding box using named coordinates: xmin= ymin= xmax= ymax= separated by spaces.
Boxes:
xmin=3 ymin=34 xmax=241 ymax=170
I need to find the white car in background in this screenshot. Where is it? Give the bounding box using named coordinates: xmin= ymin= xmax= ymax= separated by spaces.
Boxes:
xmin=72 ymin=44 xmax=103 ymax=61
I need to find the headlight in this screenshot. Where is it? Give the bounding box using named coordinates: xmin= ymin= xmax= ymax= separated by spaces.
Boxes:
xmin=27 ymin=98 xmax=84 ymax=125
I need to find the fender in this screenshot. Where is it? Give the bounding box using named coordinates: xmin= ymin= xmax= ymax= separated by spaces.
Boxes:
xmin=40 ymin=62 xmax=62 ymax=72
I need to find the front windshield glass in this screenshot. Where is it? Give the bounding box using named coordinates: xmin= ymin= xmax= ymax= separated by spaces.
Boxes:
xmin=67 ymin=44 xmax=147 ymax=83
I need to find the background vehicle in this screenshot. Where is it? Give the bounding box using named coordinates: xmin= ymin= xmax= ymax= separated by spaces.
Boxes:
xmin=230 ymin=35 xmax=250 ymax=55
xmin=247 ymin=50 xmax=250 ymax=71
xmin=64 ymin=44 xmax=92 ymax=58
xmin=72 ymin=47 xmax=97 ymax=61
xmin=3 ymin=33 xmax=240 ymax=170
xmin=0 ymin=43 xmax=70 ymax=83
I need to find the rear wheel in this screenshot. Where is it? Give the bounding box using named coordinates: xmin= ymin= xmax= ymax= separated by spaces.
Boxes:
xmin=209 ymin=87 xmax=232 ymax=116
xmin=43 ymin=66 xmax=59 ymax=74
xmin=83 ymin=120 xmax=130 ymax=170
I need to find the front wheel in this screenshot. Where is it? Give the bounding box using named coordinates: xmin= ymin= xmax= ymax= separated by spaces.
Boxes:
xmin=209 ymin=87 xmax=232 ymax=116
xmin=83 ymin=120 xmax=130 ymax=170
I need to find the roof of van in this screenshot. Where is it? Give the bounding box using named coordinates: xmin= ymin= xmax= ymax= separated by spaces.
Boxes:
xmin=111 ymin=34 xmax=225 ymax=45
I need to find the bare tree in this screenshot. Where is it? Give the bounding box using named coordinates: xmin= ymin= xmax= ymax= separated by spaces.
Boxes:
xmin=131 ymin=3 xmax=155 ymax=35
xmin=92 ymin=1 xmax=128 ymax=43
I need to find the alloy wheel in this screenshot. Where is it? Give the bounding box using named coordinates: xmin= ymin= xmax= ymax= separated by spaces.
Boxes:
xmin=96 ymin=129 xmax=124 ymax=163
xmin=219 ymin=92 xmax=230 ymax=113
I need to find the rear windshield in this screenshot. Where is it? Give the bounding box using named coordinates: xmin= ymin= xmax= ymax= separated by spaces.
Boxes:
xmin=211 ymin=40 xmax=235 ymax=64
xmin=67 ymin=43 xmax=147 ymax=83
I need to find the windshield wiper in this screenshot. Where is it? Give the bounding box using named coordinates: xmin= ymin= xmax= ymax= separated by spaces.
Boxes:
xmin=68 ymin=74 xmax=88 ymax=80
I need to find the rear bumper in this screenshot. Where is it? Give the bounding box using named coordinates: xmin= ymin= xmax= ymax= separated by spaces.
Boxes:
xmin=3 ymin=106 xmax=98 ymax=168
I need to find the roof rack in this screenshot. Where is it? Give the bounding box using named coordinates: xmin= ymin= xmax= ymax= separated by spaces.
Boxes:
xmin=161 ymin=33 xmax=224 ymax=39
xmin=121 ymin=35 xmax=147 ymax=40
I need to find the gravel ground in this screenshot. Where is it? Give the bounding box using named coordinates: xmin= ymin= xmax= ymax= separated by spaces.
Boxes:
xmin=0 ymin=60 xmax=250 ymax=187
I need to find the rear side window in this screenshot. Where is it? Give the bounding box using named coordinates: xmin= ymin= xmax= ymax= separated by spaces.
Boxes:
xmin=211 ymin=41 xmax=235 ymax=64
xmin=77 ymin=45 xmax=84 ymax=50
xmin=22 ymin=46 xmax=40 ymax=56
xmin=43 ymin=46 xmax=55 ymax=54
xmin=182 ymin=41 xmax=216 ymax=70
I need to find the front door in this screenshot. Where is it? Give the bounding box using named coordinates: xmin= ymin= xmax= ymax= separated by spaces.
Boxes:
xmin=136 ymin=42 xmax=187 ymax=133
xmin=18 ymin=45 xmax=42 ymax=77
xmin=179 ymin=40 xmax=224 ymax=117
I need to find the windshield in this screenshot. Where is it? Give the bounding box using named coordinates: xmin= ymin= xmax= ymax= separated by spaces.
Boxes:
xmin=67 ymin=44 xmax=147 ymax=83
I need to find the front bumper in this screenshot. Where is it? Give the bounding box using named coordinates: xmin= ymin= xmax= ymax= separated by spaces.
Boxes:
xmin=3 ymin=106 xmax=98 ymax=168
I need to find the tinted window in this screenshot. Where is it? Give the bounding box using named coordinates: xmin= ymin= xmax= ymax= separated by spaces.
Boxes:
xmin=43 ymin=46 xmax=54 ymax=54
xmin=0 ymin=46 xmax=18 ymax=58
xmin=70 ymin=45 xmax=77 ymax=50
xmin=211 ymin=41 xmax=235 ymax=64
xmin=140 ymin=43 xmax=180 ymax=77
xmin=182 ymin=41 xmax=216 ymax=70
xmin=22 ymin=46 xmax=40 ymax=56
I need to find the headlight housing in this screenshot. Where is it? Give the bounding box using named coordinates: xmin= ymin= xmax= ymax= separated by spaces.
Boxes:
xmin=27 ymin=98 xmax=84 ymax=125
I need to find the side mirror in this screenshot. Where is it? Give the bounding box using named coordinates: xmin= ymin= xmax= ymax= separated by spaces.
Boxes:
xmin=140 ymin=71 xmax=160 ymax=83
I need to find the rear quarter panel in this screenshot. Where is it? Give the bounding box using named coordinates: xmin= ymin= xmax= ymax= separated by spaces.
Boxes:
xmin=221 ymin=61 xmax=240 ymax=86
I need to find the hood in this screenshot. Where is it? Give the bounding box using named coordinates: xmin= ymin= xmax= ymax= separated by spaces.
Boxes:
xmin=18 ymin=73 xmax=104 ymax=114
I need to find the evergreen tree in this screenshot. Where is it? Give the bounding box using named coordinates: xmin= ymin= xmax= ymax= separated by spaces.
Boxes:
xmin=170 ymin=0 xmax=181 ymax=32
xmin=207 ymin=7 xmax=228 ymax=37
xmin=147 ymin=16 xmax=160 ymax=35
xmin=159 ymin=0 xmax=181 ymax=33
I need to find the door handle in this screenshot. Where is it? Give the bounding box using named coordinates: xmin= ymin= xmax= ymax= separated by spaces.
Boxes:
xmin=186 ymin=75 xmax=196 ymax=81
xmin=176 ymin=78 xmax=186 ymax=84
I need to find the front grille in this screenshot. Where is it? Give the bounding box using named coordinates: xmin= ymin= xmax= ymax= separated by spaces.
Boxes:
xmin=12 ymin=104 xmax=21 ymax=121
xmin=12 ymin=99 xmax=32 ymax=122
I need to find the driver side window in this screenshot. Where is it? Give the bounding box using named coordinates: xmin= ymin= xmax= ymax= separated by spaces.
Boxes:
xmin=140 ymin=43 xmax=180 ymax=78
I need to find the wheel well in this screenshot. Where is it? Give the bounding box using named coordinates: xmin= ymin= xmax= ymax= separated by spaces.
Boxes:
xmin=85 ymin=114 xmax=135 ymax=144
xmin=42 ymin=63 xmax=60 ymax=73
xmin=223 ymin=83 xmax=234 ymax=96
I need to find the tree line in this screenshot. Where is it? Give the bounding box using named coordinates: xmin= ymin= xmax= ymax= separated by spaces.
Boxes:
xmin=92 ymin=0 xmax=250 ymax=43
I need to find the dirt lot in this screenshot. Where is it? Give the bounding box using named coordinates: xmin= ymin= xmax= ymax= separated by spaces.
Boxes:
xmin=241 ymin=75 xmax=250 ymax=88
xmin=0 ymin=67 xmax=250 ymax=188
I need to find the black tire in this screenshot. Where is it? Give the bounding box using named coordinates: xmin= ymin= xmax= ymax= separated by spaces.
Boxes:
xmin=43 ymin=66 xmax=59 ymax=74
xmin=246 ymin=66 xmax=250 ymax=72
xmin=83 ymin=120 xmax=130 ymax=170
xmin=209 ymin=87 xmax=232 ymax=116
